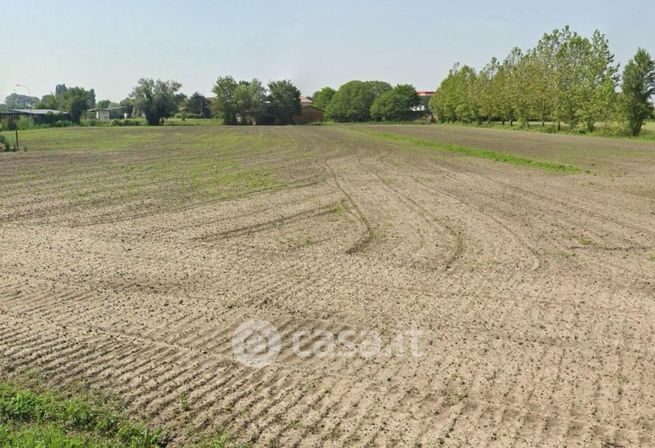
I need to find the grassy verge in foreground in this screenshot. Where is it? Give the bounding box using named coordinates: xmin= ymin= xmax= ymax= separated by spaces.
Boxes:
xmin=0 ymin=381 xmax=247 ymax=448
xmin=354 ymin=128 xmax=582 ymax=173
xmin=0 ymin=381 xmax=164 ymax=447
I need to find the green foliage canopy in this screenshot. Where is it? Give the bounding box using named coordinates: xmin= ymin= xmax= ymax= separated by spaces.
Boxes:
xmin=4 ymin=93 xmax=39 ymax=109
xmin=621 ymin=48 xmax=655 ymax=136
xmin=212 ymin=76 xmax=302 ymax=125
xmin=326 ymin=80 xmax=392 ymax=122
xmin=428 ymin=26 xmax=637 ymax=133
xmin=311 ymin=87 xmax=336 ymax=111
xmin=185 ymin=92 xmax=212 ymax=118
xmin=370 ymin=84 xmax=420 ymax=121
xmin=129 ymin=78 xmax=182 ymax=125
xmin=267 ymin=80 xmax=301 ymax=125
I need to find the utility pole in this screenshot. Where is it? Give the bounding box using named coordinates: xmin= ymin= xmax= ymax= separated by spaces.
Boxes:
xmin=14 ymin=84 xmax=31 ymax=152
xmin=14 ymin=112 xmax=19 ymax=152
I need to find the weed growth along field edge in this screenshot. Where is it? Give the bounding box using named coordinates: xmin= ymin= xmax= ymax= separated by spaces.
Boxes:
xmin=354 ymin=128 xmax=582 ymax=173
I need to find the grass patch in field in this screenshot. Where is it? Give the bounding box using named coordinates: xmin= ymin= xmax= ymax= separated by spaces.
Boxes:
xmin=65 ymin=158 xmax=278 ymax=204
xmin=186 ymin=163 xmax=279 ymax=199
xmin=0 ymin=381 xmax=165 ymax=447
xmin=0 ymin=380 xmax=250 ymax=448
xmin=577 ymin=237 xmax=595 ymax=247
xmin=0 ymin=127 xmax=169 ymax=151
xmin=354 ymin=128 xmax=581 ymax=173
xmin=327 ymin=201 xmax=347 ymax=215
xmin=193 ymin=430 xmax=250 ymax=448
xmin=288 ymin=236 xmax=314 ymax=248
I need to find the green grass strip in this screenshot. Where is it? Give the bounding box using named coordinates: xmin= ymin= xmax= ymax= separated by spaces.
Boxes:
xmin=0 ymin=382 xmax=165 ymax=447
xmin=354 ymin=128 xmax=581 ymax=173
xmin=0 ymin=381 xmax=251 ymax=447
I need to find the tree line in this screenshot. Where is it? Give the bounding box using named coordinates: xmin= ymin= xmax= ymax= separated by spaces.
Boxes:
xmin=38 ymin=85 xmax=97 ymax=124
xmin=1 ymin=78 xmax=303 ymax=127
xmin=211 ymin=77 xmax=301 ymax=125
xmin=312 ymin=81 xmax=421 ymax=122
xmin=122 ymin=77 xmax=422 ymax=125
xmin=429 ymin=26 xmax=655 ymax=136
xmin=2 ymin=26 xmax=652 ymax=133
xmin=0 ymin=85 xmax=97 ymax=125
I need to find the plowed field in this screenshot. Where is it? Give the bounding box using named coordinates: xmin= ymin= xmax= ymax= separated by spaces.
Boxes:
xmin=1 ymin=125 xmax=654 ymax=447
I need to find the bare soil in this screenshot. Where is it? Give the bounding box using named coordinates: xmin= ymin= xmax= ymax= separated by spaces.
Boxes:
xmin=1 ymin=125 xmax=654 ymax=447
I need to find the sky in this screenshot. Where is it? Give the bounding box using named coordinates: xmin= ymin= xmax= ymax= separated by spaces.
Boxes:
xmin=1 ymin=0 xmax=654 ymax=102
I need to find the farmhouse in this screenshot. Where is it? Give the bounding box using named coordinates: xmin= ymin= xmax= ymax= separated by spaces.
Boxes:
xmin=0 ymin=109 xmax=70 ymax=125
xmin=413 ymin=90 xmax=434 ymax=112
xmin=88 ymin=106 xmax=128 ymax=120
xmin=293 ymin=97 xmax=324 ymax=124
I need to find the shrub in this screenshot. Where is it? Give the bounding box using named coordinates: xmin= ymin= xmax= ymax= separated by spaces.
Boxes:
xmin=0 ymin=134 xmax=13 ymax=151
xmin=111 ymin=119 xmax=141 ymax=127
xmin=16 ymin=116 xmax=35 ymax=130
xmin=175 ymin=112 xmax=202 ymax=120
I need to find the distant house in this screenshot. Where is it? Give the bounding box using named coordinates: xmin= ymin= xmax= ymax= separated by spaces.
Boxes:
xmin=412 ymin=90 xmax=435 ymax=121
xmin=413 ymin=90 xmax=434 ymax=112
xmin=88 ymin=106 xmax=128 ymax=120
xmin=293 ymin=97 xmax=324 ymax=124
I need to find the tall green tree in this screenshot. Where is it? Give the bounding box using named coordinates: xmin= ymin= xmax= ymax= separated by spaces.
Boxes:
xmin=233 ymin=79 xmax=267 ymax=125
xmin=431 ymin=26 xmax=623 ymax=132
xmin=326 ymin=81 xmax=391 ymax=122
xmin=37 ymin=86 xmax=95 ymax=123
xmin=267 ymin=80 xmax=301 ymax=124
xmin=64 ymin=87 xmax=93 ymax=124
xmin=530 ymin=30 xmax=564 ymax=126
xmin=621 ymin=48 xmax=655 ymax=136
xmin=87 ymin=89 xmax=96 ymax=109
xmin=174 ymin=93 xmax=188 ymax=111
xmin=212 ymin=76 xmax=239 ymax=124
xmin=491 ymin=58 xmax=516 ymax=125
xmin=130 ymin=79 xmax=182 ymax=125
xmin=212 ymin=76 xmax=302 ymax=125
xmin=430 ymin=64 xmax=478 ymax=123
xmin=568 ymin=31 xmax=619 ymax=131
xmin=37 ymin=94 xmax=61 ymax=110
xmin=551 ymin=27 xmax=616 ymax=131
xmin=587 ymin=31 xmax=619 ymax=130
xmin=5 ymin=93 xmax=39 ymax=109
xmin=96 ymin=100 xmax=112 ymax=110
xmin=476 ymin=58 xmax=498 ymax=121
xmin=185 ymin=92 xmax=212 ymax=118
xmin=312 ymin=87 xmax=336 ymax=111
xmin=370 ymin=84 xmax=420 ymax=121
xmin=119 ymin=98 xmax=135 ymax=118
xmin=509 ymin=47 xmax=537 ymax=126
